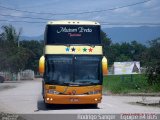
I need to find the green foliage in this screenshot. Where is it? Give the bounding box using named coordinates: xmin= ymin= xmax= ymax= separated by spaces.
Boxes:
xmin=0 ymin=25 xmax=44 ymax=73
xmin=101 ymin=30 xmax=112 ymax=55
xmin=103 ymin=74 xmax=160 ymax=94
xmin=0 ymin=25 xmax=21 ymax=48
xmin=144 ymin=38 xmax=160 ymax=85
xmin=101 ymin=31 xmax=160 ymax=93
xmin=20 ymin=40 xmax=44 ymax=72
xmin=0 ymin=25 xmax=32 ymax=73
xmin=111 ymin=41 xmax=146 ymax=64
xmin=150 ymin=84 xmax=160 ymax=92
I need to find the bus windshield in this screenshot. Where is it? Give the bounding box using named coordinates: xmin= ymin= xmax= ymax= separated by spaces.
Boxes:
xmin=45 ymin=55 xmax=102 ymax=86
xmin=45 ymin=25 xmax=101 ymax=45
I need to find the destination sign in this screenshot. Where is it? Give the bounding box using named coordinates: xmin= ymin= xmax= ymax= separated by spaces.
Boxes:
xmin=45 ymin=25 xmax=101 ymax=44
xmin=57 ymin=27 xmax=92 ymax=33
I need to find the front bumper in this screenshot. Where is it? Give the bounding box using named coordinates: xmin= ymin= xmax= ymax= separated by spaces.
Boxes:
xmin=45 ymin=94 xmax=102 ymax=104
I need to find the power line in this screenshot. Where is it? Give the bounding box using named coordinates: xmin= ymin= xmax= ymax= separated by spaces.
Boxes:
xmin=18 ymin=1 xmax=60 ymax=9
xmin=0 ymin=0 xmax=152 ymax=16
xmin=0 ymin=20 xmax=46 ymax=23
xmin=0 ymin=13 xmax=51 ymax=21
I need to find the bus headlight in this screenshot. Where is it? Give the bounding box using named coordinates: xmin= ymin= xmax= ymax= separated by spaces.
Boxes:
xmin=48 ymin=89 xmax=60 ymax=94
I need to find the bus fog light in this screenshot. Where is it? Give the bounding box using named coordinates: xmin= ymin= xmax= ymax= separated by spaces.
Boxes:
xmin=95 ymin=98 xmax=98 ymax=101
xmin=50 ymin=98 xmax=53 ymax=101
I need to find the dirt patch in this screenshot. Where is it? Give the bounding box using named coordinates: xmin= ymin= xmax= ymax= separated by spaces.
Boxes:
xmin=129 ymin=101 xmax=160 ymax=108
xmin=103 ymin=90 xmax=160 ymax=96
xmin=0 ymin=85 xmax=16 ymax=91
xmin=0 ymin=112 xmax=26 ymax=120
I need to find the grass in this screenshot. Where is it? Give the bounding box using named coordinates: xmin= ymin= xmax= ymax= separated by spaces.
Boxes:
xmin=103 ymin=74 xmax=160 ymax=94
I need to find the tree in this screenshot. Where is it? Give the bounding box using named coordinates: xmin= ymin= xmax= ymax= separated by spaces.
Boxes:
xmin=0 ymin=25 xmax=31 ymax=73
xmin=101 ymin=30 xmax=112 ymax=55
xmin=101 ymin=30 xmax=113 ymax=65
xmin=130 ymin=41 xmax=147 ymax=63
xmin=144 ymin=38 xmax=160 ymax=85
xmin=20 ymin=40 xmax=44 ymax=72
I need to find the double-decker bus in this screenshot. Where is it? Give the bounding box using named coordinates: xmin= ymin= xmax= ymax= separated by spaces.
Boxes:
xmin=39 ymin=20 xmax=108 ymax=107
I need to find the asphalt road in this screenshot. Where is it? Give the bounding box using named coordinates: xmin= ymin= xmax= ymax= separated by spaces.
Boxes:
xmin=0 ymin=79 xmax=160 ymax=115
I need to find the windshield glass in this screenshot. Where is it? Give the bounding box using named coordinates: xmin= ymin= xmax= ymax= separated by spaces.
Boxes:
xmin=46 ymin=56 xmax=73 ymax=84
xmin=75 ymin=56 xmax=100 ymax=84
xmin=45 ymin=25 xmax=101 ymax=45
xmin=45 ymin=55 xmax=102 ymax=85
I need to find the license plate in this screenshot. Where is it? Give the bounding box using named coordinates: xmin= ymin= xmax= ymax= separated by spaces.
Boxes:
xmin=70 ymin=98 xmax=79 ymax=102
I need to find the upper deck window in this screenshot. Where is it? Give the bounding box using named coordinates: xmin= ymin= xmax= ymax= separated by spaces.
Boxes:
xmin=45 ymin=25 xmax=101 ymax=45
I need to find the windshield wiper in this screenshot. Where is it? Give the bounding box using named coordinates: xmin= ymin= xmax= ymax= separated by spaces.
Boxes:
xmin=80 ymin=81 xmax=98 ymax=85
xmin=76 ymin=80 xmax=99 ymax=84
xmin=63 ymin=82 xmax=81 ymax=86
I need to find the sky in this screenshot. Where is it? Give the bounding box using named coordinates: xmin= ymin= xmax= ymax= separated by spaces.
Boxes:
xmin=0 ymin=0 xmax=160 ymax=36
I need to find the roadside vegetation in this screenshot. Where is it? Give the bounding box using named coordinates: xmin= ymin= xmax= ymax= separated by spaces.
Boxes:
xmin=103 ymin=74 xmax=160 ymax=94
xmin=0 ymin=25 xmax=43 ymax=75
xmin=101 ymin=31 xmax=160 ymax=93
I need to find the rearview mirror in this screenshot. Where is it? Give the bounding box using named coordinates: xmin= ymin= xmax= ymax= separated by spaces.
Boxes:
xmin=39 ymin=56 xmax=45 ymax=75
xmin=102 ymin=56 xmax=108 ymax=76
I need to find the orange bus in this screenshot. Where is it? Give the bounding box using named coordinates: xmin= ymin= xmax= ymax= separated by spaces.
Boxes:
xmin=39 ymin=20 xmax=108 ymax=108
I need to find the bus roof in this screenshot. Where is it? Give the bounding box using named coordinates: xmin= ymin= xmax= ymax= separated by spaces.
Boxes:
xmin=47 ymin=20 xmax=100 ymax=25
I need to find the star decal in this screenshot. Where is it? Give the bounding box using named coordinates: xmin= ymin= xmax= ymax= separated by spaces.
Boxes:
xmin=66 ymin=47 xmax=70 ymax=52
xmin=71 ymin=47 xmax=76 ymax=52
xmin=83 ymin=48 xmax=87 ymax=52
xmin=88 ymin=48 xmax=93 ymax=52
xmin=77 ymin=47 xmax=81 ymax=52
